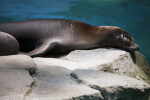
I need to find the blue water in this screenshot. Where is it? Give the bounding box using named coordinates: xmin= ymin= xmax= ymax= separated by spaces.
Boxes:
xmin=0 ymin=0 xmax=150 ymax=64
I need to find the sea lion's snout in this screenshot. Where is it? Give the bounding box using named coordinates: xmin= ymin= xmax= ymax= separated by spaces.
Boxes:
xmin=128 ymin=43 xmax=139 ymax=51
xmin=105 ymin=26 xmax=140 ymax=52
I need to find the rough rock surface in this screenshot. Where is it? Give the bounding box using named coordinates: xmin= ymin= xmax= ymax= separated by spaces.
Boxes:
xmin=0 ymin=69 xmax=34 ymax=100
xmin=67 ymin=48 xmax=150 ymax=84
xmin=0 ymin=48 xmax=150 ymax=100
xmin=0 ymin=55 xmax=36 ymax=70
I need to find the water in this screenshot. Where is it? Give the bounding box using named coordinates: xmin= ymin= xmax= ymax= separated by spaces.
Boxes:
xmin=0 ymin=0 xmax=150 ymax=64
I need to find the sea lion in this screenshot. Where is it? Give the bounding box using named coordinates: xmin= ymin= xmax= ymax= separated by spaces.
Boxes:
xmin=0 ymin=31 xmax=19 ymax=56
xmin=0 ymin=19 xmax=139 ymax=57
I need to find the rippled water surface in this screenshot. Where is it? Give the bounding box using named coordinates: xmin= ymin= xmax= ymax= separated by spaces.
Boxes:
xmin=0 ymin=0 xmax=150 ymax=64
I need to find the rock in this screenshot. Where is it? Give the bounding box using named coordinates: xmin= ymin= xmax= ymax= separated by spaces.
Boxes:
xmin=0 ymin=69 xmax=34 ymax=100
xmin=72 ymin=69 xmax=150 ymax=100
xmin=26 ymin=60 xmax=102 ymax=100
xmin=25 ymin=59 xmax=150 ymax=100
xmin=34 ymin=48 xmax=150 ymax=84
xmin=66 ymin=48 xmax=150 ymax=84
xmin=0 ymin=55 xmax=37 ymax=73
xmin=31 ymin=56 xmax=150 ymax=100
xmin=0 ymin=55 xmax=37 ymax=100
xmin=0 ymin=48 xmax=150 ymax=100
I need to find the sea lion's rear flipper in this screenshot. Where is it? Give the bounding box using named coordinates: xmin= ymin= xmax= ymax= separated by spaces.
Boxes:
xmin=27 ymin=40 xmax=59 ymax=57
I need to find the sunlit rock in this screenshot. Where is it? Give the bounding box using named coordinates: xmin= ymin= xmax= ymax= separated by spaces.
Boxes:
xmin=0 ymin=48 xmax=150 ymax=100
xmin=67 ymin=48 xmax=150 ymax=84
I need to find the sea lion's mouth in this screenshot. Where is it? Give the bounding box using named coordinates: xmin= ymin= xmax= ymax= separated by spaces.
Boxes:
xmin=127 ymin=44 xmax=139 ymax=51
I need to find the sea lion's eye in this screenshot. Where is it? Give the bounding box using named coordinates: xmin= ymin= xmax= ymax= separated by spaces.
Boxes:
xmin=113 ymin=34 xmax=120 ymax=39
xmin=113 ymin=34 xmax=125 ymax=39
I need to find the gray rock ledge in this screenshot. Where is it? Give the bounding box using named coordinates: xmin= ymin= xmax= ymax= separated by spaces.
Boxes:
xmin=0 ymin=48 xmax=150 ymax=100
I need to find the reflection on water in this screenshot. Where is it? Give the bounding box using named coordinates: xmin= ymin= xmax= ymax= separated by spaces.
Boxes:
xmin=0 ymin=0 xmax=150 ymax=64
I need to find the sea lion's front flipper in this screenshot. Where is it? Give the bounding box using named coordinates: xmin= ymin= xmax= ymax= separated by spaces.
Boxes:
xmin=27 ymin=40 xmax=59 ymax=57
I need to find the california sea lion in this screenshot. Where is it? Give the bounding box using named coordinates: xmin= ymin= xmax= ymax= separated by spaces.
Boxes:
xmin=0 ymin=19 xmax=139 ymax=57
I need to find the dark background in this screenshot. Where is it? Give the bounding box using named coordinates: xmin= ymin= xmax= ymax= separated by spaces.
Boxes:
xmin=0 ymin=0 xmax=150 ymax=64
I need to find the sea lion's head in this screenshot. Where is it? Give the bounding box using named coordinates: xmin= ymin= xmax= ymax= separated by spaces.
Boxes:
xmin=96 ymin=26 xmax=139 ymax=51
